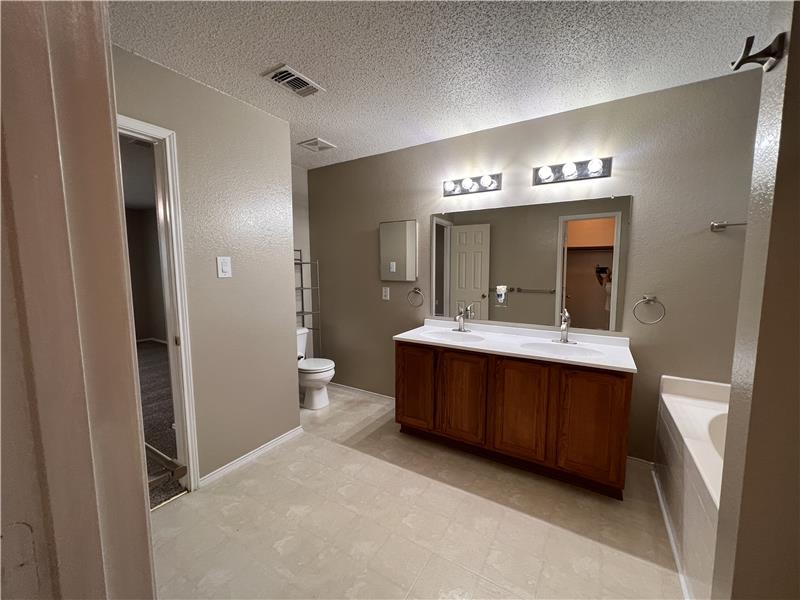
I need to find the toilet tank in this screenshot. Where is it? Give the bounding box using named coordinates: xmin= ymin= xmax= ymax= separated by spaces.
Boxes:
xmin=296 ymin=327 xmax=309 ymax=359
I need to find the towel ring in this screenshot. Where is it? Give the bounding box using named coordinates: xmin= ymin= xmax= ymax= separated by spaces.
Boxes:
xmin=632 ymin=295 xmax=666 ymax=325
xmin=407 ymin=287 xmax=425 ymax=308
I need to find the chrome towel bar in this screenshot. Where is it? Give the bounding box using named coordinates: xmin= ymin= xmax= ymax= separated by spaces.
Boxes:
xmin=710 ymin=221 xmax=747 ymax=232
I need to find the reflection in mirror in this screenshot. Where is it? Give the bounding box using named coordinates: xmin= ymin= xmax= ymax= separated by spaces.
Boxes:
xmin=380 ymin=220 xmax=418 ymax=282
xmin=431 ymin=196 xmax=630 ymax=332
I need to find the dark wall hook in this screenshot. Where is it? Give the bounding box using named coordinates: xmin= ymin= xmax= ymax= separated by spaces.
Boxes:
xmin=731 ymin=32 xmax=787 ymax=72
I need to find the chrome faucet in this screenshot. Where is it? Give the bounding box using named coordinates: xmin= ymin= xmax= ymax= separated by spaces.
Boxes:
xmin=558 ymin=308 xmax=573 ymax=343
xmin=453 ymin=303 xmax=474 ymax=332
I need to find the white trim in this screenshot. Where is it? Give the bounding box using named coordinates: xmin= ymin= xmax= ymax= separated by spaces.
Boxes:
xmin=327 ymin=382 xmax=395 ymax=401
xmin=118 ymin=115 xmax=200 ymax=492
xmin=554 ymin=211 xmax=622 ymax=330
xmin=627 ymin=455 xmax=654 ymax=467
xmin=199 ymin=426 xmax=304 ymax=486
xmin=653 ymin=470 xmax=691 ymax=600
xmin=430 ymin=216 xmax=453 ymax=317
xmin=135 ymin=337 xmax=168 ymax=345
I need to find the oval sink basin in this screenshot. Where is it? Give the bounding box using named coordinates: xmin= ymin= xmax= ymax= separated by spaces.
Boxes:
xmin=422 ymin=331 xmax=485 ymax=343
xmin=520 ymin=341 xmax=604 ymax=359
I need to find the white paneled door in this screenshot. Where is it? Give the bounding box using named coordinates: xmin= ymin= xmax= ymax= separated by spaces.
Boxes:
xmin=449 ymin=224 xmax=490 ymax=319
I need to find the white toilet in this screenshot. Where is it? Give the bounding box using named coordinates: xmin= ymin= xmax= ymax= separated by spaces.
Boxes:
xmin=296 ymin=327 xmax=335 ymax=410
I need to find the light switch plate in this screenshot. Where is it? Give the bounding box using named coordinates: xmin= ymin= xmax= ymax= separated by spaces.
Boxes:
xmin=216 ymin=256 xmax=232 ymax=278
xmin=382 ymin=287 xmax=390 ymax=301
xmin=389 ymin=261 xmax=397 ymax=273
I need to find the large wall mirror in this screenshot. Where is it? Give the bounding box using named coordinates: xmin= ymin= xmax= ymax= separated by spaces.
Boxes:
xmin=431 ymin=196 xmax=631 ymax=332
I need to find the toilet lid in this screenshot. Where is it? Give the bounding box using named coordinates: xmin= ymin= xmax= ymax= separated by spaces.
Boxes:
xmin=298 ymin=358 xmax=335 ymax=373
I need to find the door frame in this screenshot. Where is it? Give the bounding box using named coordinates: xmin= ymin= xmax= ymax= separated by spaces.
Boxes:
xmin=554 ymin=212 xmax=622 ymax=330
xmin=430 ymin=216 xmax=453 ymax=316
xmin=118 ymin=114 xmax=199 ymax=492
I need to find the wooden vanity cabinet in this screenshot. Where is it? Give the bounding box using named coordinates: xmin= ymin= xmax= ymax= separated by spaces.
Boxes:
xmin=556 ymin=366 xmax=631 ymax=487
xmin=395 ymin=341 xmax=633 ymax=497
xmin=395 ymin=343 xmax=436 ymax=430
xmin=436 ymin=350 xmax=488 ymax=446
xmin=489 ymin=357 xmax=556 ymax=465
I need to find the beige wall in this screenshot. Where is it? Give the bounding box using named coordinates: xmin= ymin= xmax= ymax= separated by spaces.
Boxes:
xmin=113 ymin=47 xmax=300 ymax=477
xmin=125 ymin=208 xmax=167 ymax=341
xmin=2 ymin=4 xmax=154 ymax=596
xmin=714 ymin=4 xmax=799 ymax=597
xmin=309 ymin=71 xmax=761 ymax=460
xmin=2 ymin=153 xmax=58 ymax=599
xmin=445 ymin=196 xmax=630 ymax=327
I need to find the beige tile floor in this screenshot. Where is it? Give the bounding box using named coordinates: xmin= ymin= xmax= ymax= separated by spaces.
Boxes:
xmin=152 ymin=384 xmax=681 ymax=599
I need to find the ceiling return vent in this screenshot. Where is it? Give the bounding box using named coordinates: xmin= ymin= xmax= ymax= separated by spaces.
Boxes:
xmin=263 ymin=64 xmax=325 ymax=98
xmin=297 ymin=138 xmax=337 ymax=152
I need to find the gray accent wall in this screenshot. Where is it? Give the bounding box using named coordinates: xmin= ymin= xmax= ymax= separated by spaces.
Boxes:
xmin=309 ymin=71 xmax=761 ymax=460
xmin=113 ymin=47 xmax=299 ymax=477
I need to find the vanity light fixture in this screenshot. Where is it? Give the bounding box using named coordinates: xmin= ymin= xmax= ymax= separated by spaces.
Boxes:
xmin=443 ymin=172 xmax=503 ymax=197
xmin=537 ymin=165 xmax=554 ymax=183
xmin=533 ymin=157 xmax=613 ymax=185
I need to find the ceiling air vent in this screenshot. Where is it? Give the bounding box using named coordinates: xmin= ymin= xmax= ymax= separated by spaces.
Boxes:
xmin=298 ymin=138 xmax=337 ymax=152
xmin=263 ymin=64 xmax=324 ymax=98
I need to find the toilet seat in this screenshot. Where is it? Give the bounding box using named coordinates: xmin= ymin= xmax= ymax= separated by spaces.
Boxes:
xmin=298 ymin=358 xmax=335 ymax=373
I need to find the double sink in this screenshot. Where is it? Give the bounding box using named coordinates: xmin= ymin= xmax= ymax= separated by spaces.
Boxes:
xmin=420 ymin=329 xmax=604 ymax=359
xmin=393 ymin=319 xmax=637 ymax=373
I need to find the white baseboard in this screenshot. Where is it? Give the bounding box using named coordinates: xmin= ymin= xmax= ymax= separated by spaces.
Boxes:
xmin=199 ymin=426 xmax=304 ymax=486
xmin=652 ymin=470 xmax=691 ymax=600
xmin=627 ymin=455 xmax=654 ymax=467
xmin=328 ymin=381 xmax=394 ymax=401
xmin=136 ymin=337 xmax=168 ymax=345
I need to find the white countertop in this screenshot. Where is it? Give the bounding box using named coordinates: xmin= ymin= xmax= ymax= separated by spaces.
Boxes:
xmin=393 ymin=319 xmax=637 ymax=373
xmin=659 ymin=375 xmax=730 ymax=507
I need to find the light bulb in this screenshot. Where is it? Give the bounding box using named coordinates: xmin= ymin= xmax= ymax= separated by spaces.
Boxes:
xmin=443 ymin=180 xmax=456 ymax=193
xmin=538 ymin=166 xmax=553 ymax=182
xmin=562 ymin=162 xmax=577 ymax=179
xmin=587 ymin=158 xmax=603 ymax=175
xmin=479 ymin=175 xmax=494 ymax=189
xmin=461 ymin=178 xmax=475 ymax=192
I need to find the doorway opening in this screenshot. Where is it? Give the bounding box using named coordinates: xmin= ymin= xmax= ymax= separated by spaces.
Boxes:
xmin=118 ymin=117 xmax=198 ymax=507
xmin=555 ymin=213 xmax=622 ymax=331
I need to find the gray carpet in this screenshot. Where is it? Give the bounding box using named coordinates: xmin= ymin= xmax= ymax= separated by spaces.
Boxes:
xmin=137 ymin=341 xmax=185 ymax=506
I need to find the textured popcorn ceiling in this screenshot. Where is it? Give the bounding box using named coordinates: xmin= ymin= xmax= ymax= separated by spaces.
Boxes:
xmin=110 ymin=1 xmax=770 ymax=169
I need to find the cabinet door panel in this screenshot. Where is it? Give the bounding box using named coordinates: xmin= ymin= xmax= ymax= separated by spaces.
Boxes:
xmin=557 ymin=368 xmax=631 ymax=486
xmin=437 ymin=351 xmax=488 ymax=445
xmin=395 ymin=343 xmax=436 ymax=430
xmin=491 ymin=358 xmax=550 ymax=462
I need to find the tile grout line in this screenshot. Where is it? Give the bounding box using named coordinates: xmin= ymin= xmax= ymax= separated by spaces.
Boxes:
xmin=404 ymin=552 xmax=433 ymax=600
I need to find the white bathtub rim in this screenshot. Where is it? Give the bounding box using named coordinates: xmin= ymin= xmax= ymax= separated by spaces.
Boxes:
xmin=660 ymin=375 xmax=731 ymax=403
xmin=659 ymin=375 xmax=730 ymax=508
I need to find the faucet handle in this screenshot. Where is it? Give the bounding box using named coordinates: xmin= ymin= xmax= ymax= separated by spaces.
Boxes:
xmin=465 ymin=303 xmax=475 ymax=319
xmin=561 ymin=308 xmax=571 ymax=323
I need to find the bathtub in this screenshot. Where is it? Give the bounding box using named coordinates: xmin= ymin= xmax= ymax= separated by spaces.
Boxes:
xmin=654 ymin=375 xmax=730 ymax=600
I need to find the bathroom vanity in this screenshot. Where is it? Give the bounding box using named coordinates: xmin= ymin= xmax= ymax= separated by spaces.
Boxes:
xmin=394 ymin=320 xmax=637 ymax=498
